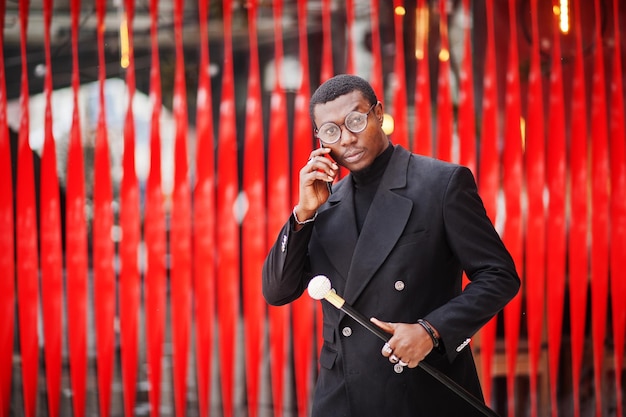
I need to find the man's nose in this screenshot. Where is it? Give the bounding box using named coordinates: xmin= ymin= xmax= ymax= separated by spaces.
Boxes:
xmin=338 ymin=125 xmax=357 ymax=145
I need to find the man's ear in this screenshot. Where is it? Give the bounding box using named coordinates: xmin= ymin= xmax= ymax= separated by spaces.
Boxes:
xmin=375 ymin=101 xmax=384 ymax=124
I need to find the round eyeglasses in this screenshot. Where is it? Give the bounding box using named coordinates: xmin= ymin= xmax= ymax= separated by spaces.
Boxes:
xmin=315 ymin=103 xmax=376 ymax=144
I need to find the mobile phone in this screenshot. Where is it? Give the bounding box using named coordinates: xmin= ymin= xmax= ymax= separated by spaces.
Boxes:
xmin=319 ymin=140 xmax=333 ymax=195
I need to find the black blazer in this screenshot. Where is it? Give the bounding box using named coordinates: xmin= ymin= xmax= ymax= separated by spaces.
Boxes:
xmin=263 ymin=145 xmax=520 ymax=417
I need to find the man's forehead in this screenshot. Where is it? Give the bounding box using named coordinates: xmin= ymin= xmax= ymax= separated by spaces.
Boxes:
xmin=313 ymin=91 xmax=366 ymax=120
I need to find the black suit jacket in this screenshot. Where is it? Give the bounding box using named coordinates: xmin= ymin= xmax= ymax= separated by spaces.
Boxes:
xmin=263 ymin=145 xmax=520 ymax=417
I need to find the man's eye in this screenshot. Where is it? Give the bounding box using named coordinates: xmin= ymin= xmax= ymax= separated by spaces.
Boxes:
xmin=321 ymin=125 xmax=338 ymax=136
xmin=347 ymin=115 xmax=364 ymax=128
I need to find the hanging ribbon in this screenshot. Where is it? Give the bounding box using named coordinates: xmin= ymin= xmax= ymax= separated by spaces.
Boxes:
xmin=413 ymin=0 xmax=432 ymax=157
xmin=320 ymin=0 xmax=334 ymax=82
xmin=502 ymin=1 xmax=524 ymax=415
xmin=170 ymin=0 xmax=192 ymax=415
xmin=477 ymin=0 xmax=499 ymax=405
xmin=435 ymin=0 xmax=452 ymax=162
xmin=457 ymin=0 xmax=475 ymax=174
xmin=368 ymin=0 xmax=383 ymax=98
xmin=546 ymin=2 xmax=567 ymax=416
xmin=525 ymin=0 xmax=547 ymax=415
xmin=609 ymin=1 xmax=626 ymax=416
xmin=316 ymin=0 xmax=334 ymax=355
xmin=119 ymin=0 xmax=141 ymax=415
xmin=590 ymin=0 xmax=610 ymax=414
xmin=291 ymin=2 xmax=314 ymax=416
xmin=345 ymin=0 xmax=355 ymax=74
xmin=16 ymin=1 xmax=39 ymax=416
xmin=241 ymin=2 xmax=265 ymax=417
xmin=217 ymin=1 xmax=240 ymax=415
xmin=39 ymin=0 xmax=63 ymax=415
xmin=267 ymin=1 xmax=291 ymax=415
xmin=194 ymin=1 xmax=216 ymax=417
xmin=336 ymin=0 xmax=357 ymax=180
xmin=0 ymin=0 xmax=16 ymax=414
xmin=66 ymin=0 xmax=89 ymax=414
xmin=567 ymin=1 xmax=589 ymax=416
xmin=93 ymin=0 xmax=116 ymax=415
xmin=391 ymin=0 xmax=408 ymax=149
xmin=144 ymin=0 xmax=167 ymax=414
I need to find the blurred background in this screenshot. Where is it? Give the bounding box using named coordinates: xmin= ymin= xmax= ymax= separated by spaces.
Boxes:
xmin=1 ymin=0 xmax=625 ymax=416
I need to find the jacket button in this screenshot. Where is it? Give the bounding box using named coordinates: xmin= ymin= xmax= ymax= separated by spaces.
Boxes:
xmin=394 ymin=280 xmax=405 ymax=291
xmin=342 ymin=327 xmax=352 ymax=337
xmin=394 ymin=363 xmax=404 ymax=373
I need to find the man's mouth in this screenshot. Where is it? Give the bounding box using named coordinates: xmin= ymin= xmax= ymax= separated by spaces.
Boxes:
xmin=343 ymin=150 xmax=364 ymax=164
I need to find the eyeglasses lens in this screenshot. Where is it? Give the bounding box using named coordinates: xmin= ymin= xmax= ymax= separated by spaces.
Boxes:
xmin=317 ymin=108 xmax=371 ymax=144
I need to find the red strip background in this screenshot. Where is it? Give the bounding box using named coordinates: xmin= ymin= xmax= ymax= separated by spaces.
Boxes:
xmin=242 ymin=2 xmax=265 ymax=416
xmin=119 ymin=0 xmax=141 ymax=415
xmin=16 ymin=1 xmax=39 ymax=416
xmin=525 ymin=1 xmax=547 ymax=416
xmin=502 ymin=1 xmax=524 ymax=414
xmin=0 ymin=0 xmax=15 ymax=414
xmin=609 ymin=3 xmax=626 ymax=417
xmin=477 ymin=0 xmax=499 ymax=405
xmin=1 ymin=2 xmax=624 ymax=416
xmin=144 ymin=0 xmax=167 ymax=415
xmin=546 ymin=2 xmax=567 ymax=416
xmin=590 ymin=0 xmax=610 ymax=414
xmin=40 ymin=0 xmax=63 ymax=415
xmin=93 ymin=1 xmax=116 ymax=415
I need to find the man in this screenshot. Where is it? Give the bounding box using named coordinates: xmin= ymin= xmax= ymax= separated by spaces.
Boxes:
xmin=262 ymin=74 xmax=520 ymax=416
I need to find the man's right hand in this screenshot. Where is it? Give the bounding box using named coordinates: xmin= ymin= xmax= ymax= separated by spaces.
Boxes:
xmin=295 ymin=147 xmax=338 ymax=226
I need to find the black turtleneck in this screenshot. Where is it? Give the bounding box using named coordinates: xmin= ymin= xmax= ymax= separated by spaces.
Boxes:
xmin=352 ymin=142 xmax=394 ymax=233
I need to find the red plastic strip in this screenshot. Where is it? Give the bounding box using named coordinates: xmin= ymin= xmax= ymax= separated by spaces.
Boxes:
xmin=502 ymin=1 xmax=524 ymax=414
xmin=435 ymin=0 xmax=452 ymax=162
xmin=292 ymin=0 xmax=313 ymax=206
xmin=39 ymin=0 xmax=63 ymax=415
xmin=336 ymin=0 xmax=357 ymax=180
xmin=119 ymin=1 xmax=141 ymax=415
xmin=546 ymin=3 xmax=567 ymax=416
xmin=525 ymin=1 xmax=546 ymax=415
xmin=170 ymin=1 xmax=192 ymax=416
xmin=241 ymin=2 xmax=265 ymax=417
xmin=413 ymin=0 xmax=432 ymax=157
xmin=217 ymin=1 xmax=240 ymax=415
xmin=390 ymin=0 xmax=408 ymax=149
xmin=457 ymin=0 xmax=475 ymax=174
xmin=267 ymin=2 xmax=290 ymax=415
xmin=0 ymin=0 xmax=16 ymax=414
xmin=317 ymin=0 xmax=333 ymax=352
xmin=345 ymin=0 xmax=355 ymax=75
xmin=194 ymin=1 xmax=216 ymax=416
xmin=66 ymin=0 xmax=89 ymax=414
xmin=609 ymin=1 xmax=626 ymax=415
xmin=320 ymin=0 xmax=334 ymax=83
xmin=291 ymin=2 xmax=314 ymax=416
xmin=16 ymin=1 xmax=39 ymax=415
xmin=368 ymin=0 xmax=383 ymax=98
xmin=144 ymin=0 xmax=167 ymax=414
xmin=590 ymin=0 xmax=610 ymax=414
xmin=567 ymin=1 xmax=589 ymax=415
xmin=476 ymin=0 xmax=499 ymax=404
xmin=93 ymin=0 xmax=116 ymax=415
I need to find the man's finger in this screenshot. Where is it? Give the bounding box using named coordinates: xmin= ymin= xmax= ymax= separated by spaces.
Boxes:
xmin=370 ymin=317 xmax=395 ymax=333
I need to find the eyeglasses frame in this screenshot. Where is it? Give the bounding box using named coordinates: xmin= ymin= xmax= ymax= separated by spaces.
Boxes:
xmin=314 ymin=102 xmax=377 ymax=145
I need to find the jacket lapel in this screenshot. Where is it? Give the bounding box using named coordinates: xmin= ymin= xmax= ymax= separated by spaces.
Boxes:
xmin=343 ymin=146 xmax=413 ymax=305
xmin=315 ymin=178 xmax=358 ymax=287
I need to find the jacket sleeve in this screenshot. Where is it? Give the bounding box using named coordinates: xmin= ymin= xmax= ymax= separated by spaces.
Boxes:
xmin=425 ymin=166 xmax=521 ymax=362
xmin=262 ymin=215 xmax=315 ymax=306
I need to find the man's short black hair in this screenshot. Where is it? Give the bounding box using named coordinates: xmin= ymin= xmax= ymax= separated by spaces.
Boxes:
xmin=309 ymin=74 xmax=378 ymax=122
